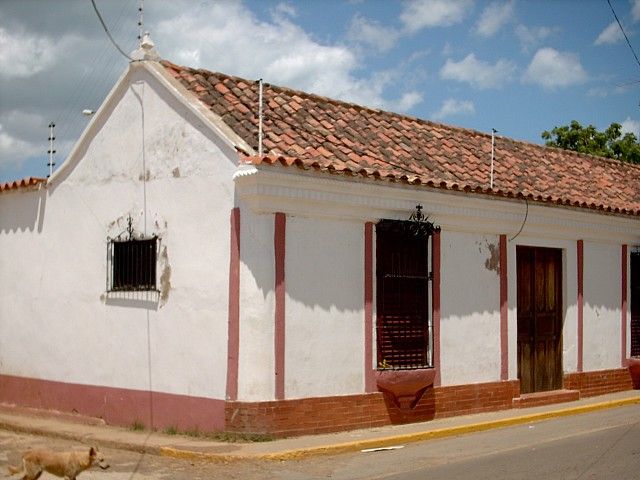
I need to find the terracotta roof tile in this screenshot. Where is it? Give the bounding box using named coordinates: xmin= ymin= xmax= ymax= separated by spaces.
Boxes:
xmin=161 ymin=60 xmax=640 ymax=217
xmin=0 ymin=177 xmax=46 ymax=193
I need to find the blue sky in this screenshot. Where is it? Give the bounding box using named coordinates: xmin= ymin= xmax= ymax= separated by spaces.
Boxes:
xmin=1 ymin=0 xmax=640 ymax=183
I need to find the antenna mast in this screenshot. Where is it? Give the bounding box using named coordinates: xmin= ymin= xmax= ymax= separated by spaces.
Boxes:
xmin=47 ymin=122 xmax=56 ymax=178
xmin=258 ymin=78 xmax=264 ymax=157
xmin=137 ymin=0 xmax=144 ymax=46
xmin=490 ymin=128 xmax=497 ymax=190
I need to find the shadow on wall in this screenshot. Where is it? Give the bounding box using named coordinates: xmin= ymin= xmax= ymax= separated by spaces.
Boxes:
xmin=241 ymin=214 xmax=365 ymax=314
xmin=0 ymin=188 xmax=47 ymax=234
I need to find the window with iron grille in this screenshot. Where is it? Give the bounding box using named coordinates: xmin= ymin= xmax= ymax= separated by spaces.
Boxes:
xmin=107 ymin=237 xmax=158 ymax=292
xmin=376 ymin=219 xmax=433 ymax=370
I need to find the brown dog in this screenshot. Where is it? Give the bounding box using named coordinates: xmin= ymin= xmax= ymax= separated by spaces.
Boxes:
xmin=7 ymin=446 xmax=109 ymax=480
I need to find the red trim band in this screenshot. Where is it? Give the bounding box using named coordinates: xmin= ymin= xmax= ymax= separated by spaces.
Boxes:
xmin=364 ymin=222 xmax=375 ymax=392
xmin=577 ymin=240 xmax=584 ymax=372
xmin=226 ymin=208 xmax=240 ymax=401
xmin=274 ymin=212 xmax=286 ymax=400
xmin=432 ymin=230 xmax=441 ymax=387
xmin=622 ymin=244 xmax=628 ymax=366
xmin=500 ymin=234 xmax=509 ymax=380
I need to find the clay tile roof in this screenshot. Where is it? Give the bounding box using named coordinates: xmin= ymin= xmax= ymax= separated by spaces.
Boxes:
xmin=0 ymin=177 xmax=47 ymax=193
xmin=161 ymin=60 xmax=640 ymax=217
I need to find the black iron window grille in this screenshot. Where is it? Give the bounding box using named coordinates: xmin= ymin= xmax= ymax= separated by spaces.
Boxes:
xmin=375 ymin=206 xmax=440 ymax=370
xmin=107 ymin=216 xmax=158 ymax=292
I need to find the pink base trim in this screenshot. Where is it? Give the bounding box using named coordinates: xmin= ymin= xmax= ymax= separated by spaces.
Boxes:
xmin=0 ymin=374 xmax=225 ymax=431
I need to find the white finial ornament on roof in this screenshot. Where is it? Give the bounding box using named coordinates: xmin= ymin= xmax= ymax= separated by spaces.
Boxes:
xmin=131 ymin=32 xmax=160 ymax=61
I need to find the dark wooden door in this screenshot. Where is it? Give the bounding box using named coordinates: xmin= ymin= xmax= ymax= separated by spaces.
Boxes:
xmin=517 ymin=246 xmax=563 ymax=393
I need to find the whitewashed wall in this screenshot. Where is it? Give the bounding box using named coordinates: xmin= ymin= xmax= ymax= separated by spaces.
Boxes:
xmin=440 ymin=231 xmax=502 ymax=385
xmin=285 ymin=216 xmax=364 ymax=399
xmin=583 ymin=241 xmax=622 ymax=371
xmin=0 ymin=66 xmax=236 ymax=400
xmin=238 ymin=207 xmax=276 ymax=401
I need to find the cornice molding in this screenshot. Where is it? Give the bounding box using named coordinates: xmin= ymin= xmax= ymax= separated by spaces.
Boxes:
xmin=234 ymin=164 xmax=640 ymax=244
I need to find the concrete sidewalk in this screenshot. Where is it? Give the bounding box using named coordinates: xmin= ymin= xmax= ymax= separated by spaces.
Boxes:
xmin=1 ymin=390 xmax=639 ymax=463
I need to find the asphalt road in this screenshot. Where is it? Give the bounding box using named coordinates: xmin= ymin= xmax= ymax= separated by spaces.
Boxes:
xmin=1 ymin=404 xmax=639 ymax=479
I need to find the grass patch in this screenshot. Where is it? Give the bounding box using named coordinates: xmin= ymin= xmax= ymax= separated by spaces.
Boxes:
xmin=130 ymin=420 xmax=145 ymax=431
xmin=160 ymin=425 xmax=275 ymax=443
xmin=203 ymin=431 xmax=275 ymax=443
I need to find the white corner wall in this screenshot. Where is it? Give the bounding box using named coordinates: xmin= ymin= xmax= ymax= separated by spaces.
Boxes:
xmin=0 ymin=66 xmax=236 ymax=400
xmin=583 ymin=241 xmax=621 ymax=371
xmin=440 ymin=231 xmax=501 ymax=385
xmin=284 ymin=216 xmax=364 ymax=399
xmin=238 ymin=207 xmax=276 ymax=401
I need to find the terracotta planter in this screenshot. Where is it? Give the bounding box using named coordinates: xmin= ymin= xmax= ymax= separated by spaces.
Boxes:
xmin=375 ymin=368 xmax=436 ymax=410
xmin=628 ymin=357 xmax=640 ymax=389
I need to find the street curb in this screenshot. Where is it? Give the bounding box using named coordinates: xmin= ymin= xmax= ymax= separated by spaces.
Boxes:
xmin=2 ymin=396 xmax=639 ymax=463
xmin=157 ymin=396 xmax=640 ymax=462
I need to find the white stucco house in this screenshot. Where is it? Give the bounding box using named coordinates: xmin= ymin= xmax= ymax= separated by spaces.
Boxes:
xmin=1 ymin=38 xmax=639 ymax=437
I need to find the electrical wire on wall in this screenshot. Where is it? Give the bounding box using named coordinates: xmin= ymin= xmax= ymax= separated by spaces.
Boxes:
xmin=509 ymin=197 xmax=529 ymax=242
xmin=91 ymin=0 xmax=134 ymax=61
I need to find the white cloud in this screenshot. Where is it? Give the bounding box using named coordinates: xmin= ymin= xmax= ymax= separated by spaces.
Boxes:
xmin=347 ymin=14 xmax=400 ymax=52
xmin=0 ymin=26 xmax=57 ymax=79
xmin=594 ymin=21 xmax=623 ymax=45
xmin=523 ymin=47 xmax=588 ymax=89
xmin=475 ymin=1 xmax=515 ymax=37
xmin=156 ymin=2 xmax=421 ymax=111
xmin=432 ymin=98 xmax=475 ymax=119
xmin=621 ymin=117 xmax=640 ymax=137
xmin=0 ymin=111 xmax=46 ymax=168
xmin=633 ymin=0 xmax=640 ymax=22
xmin=440 ymin=53 xmax=516 ymax=89
xmin=400 ymin=0 xmax=473 ymax=33
xmin=587 ymin=87 xmax=609 ymax=97
xmin=393 ymin=91 xmax=424 ymax=111
xmin=273 ymin=2 xmax=297 ymax=19
xmin=514 ymin=24 xmax=557 ymax=52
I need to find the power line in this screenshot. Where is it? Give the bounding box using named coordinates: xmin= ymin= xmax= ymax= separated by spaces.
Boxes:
xmin=91 ymin=0 xmax=134 ymax=61
xmin=53 ymin=0 xmax=134 ymax=172
xmin=607 ymin=0 xmax=640 ymax=70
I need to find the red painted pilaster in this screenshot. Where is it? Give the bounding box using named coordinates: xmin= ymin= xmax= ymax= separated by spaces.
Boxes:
xmin=433 ymin=230 xmax=441 ymax=387
xmin=577 ymin=239 xmax=584 ymax=373
xmin=364 ymin=222 xmax=375 ymax=392
xmin=622 ymin=244 xmax=628 ymax=366
xmin=274 ymin=212 xmax=286 ymax=400
xmin=500 ymin=234 xmax=509 ymax=381
xmin=226 ymin=207 xmax=240 ymax=401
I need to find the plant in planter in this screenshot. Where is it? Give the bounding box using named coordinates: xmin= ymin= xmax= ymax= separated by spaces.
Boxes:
xmin=375 ymin=360 xmax=436 ymax=410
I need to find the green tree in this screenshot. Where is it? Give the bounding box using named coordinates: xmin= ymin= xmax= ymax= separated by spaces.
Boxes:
xmin=541 ymin=120 xmax=640 ymax=164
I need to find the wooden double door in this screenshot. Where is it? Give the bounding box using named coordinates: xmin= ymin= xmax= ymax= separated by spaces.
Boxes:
xmin=517 ymin=246 xmax=563 ymax=394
